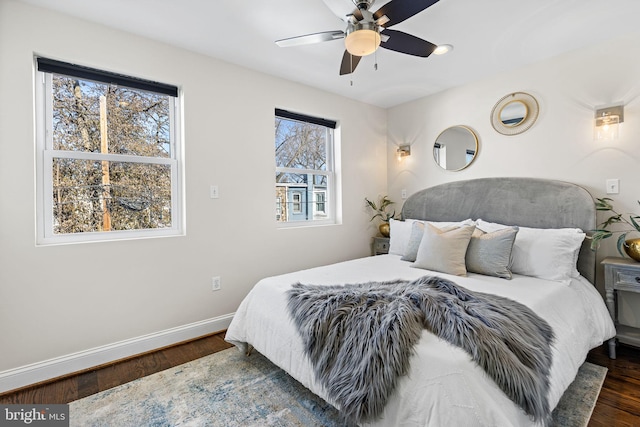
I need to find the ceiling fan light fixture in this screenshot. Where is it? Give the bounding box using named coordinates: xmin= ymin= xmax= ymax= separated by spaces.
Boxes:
xmin=345 ymin=23 xmax=381 ymax=56
xmin=433 ymin=44 xmax=453 ymax=55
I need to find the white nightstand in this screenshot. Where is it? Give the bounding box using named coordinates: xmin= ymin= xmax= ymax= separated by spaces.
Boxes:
xmin=372 ymin=236 xmax=390 ymax=256
xmin=602 ymin=256 xmax=640 ymax=359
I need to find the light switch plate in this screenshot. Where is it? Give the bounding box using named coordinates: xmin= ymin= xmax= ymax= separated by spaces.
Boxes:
xmin=210 ymin=185 xmax=219 ymax=199
xmin=606 ymin=179 xmax=619 ymax=195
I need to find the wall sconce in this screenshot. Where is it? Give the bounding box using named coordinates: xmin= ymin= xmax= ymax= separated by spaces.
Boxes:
xmin=594 ymin=104 xmax=624 ymax=141
xmin=396 ymin=145 xmax=411 ymax=161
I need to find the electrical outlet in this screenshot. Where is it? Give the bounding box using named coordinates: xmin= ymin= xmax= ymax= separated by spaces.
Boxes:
xmin=211 ymin=276 xmax=221 ymax=291
xmin=210 ymin=185 xmax=219 ymax=199
xmin=401 ymin=189 xmax=407 ymax=199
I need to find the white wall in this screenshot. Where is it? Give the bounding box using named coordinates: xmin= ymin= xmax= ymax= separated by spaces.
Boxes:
xmin=0 ymin=0 xmax=387 ymax=379
xmin=387 ymin=31 xmax=640 ymax=315
xmin=3 ymin=0 xmax=639 ymax=389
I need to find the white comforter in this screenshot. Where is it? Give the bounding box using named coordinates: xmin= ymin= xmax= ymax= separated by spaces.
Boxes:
xmin=225 ymin=255 xmax=615 ymax=426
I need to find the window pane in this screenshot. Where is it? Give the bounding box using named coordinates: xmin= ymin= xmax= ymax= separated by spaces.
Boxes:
xmin=315 ymin=191 xmax=326 ymax=214
xmin=275 ymin=117 xmax=326 ymax=171
xmin=275 ymin=172 xmax=329 ymax=222
xmin=52 ymin=158 xmax=172 ymax=234
xmin=52 ymin=75 xmax=171 ymax=158
xmin=276 ymin=172 xmax=306 ymax=184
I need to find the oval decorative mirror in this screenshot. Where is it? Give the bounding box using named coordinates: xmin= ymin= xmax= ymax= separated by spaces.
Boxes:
xmin=491 ymin=92 xmax=539 ymax=135
xmin=433 ymin=125 xmax=478 ymax=171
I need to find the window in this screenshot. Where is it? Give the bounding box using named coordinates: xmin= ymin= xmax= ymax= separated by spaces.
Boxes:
xmin=466 ymin=149 xmax=476 ymax=164
xmin=292 ymin=192 xmax=302 ymax=214
xmin=314 ymin=191 xmax=326 ymax=215
xmin=35 ymin=57 xmax=183 ymax=244
xmin=275 ymin=109 xmax=336 ymax=225
xmin=275 ymin=197 xmax=282 ymax=221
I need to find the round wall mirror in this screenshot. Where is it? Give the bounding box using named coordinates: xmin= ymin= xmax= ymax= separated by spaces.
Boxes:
xmin=499 ymin=100 xmax=528 ymax=127
xmin=490 ymin=92 xmax=539 ymax=135
xmin=433 ymin=125 xmax=478 ymax=171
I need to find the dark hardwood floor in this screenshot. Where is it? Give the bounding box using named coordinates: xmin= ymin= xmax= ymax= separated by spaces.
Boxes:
xmin=587 ymin=342 xmax=640 ymax=426
xmin=1 ymin=332 xmax=639 ymax=426
xmin=0 ymin=331 xmax=232 ymax=405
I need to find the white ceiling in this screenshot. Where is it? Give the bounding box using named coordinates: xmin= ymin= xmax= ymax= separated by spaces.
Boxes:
xmin=16 ymin=0 xmax=640 ymax=108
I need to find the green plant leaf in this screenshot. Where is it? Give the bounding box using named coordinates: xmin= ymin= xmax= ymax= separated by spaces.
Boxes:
xmin=590 ymin=229 xmax=612 ymax=250
xmin=616 ymin=232 xmax=629 ymax=257
xmin=591 ymin=198 xmax=640 ymax=252
xmin=601 ymin=214 xmax=622 ymax=228
xmin=365 ymin=195 xmax=397 ymax=222
xmin=595 ymin=197 xmax=614 ymax=211
xmin=630 ymin=214 xmax=640 ymax=233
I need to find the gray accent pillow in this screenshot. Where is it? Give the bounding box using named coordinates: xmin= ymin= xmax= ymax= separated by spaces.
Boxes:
xmin=412 ymin=223 xmax=476 ymax=276
xmin=466 ymin=226 xmax=519 ymax=279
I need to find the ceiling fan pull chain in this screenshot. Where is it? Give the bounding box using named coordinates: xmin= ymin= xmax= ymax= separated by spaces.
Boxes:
xmin=374 ymin=49 xmax=378 ymax=71
xmin=350 ymin=54 xmax=354 ymax=86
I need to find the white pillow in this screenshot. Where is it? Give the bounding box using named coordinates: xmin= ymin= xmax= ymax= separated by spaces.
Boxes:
xmin=388 ymin=218 xmax=417 ymax=255
xmin=476 ymin=219 xmax=585 ymax=282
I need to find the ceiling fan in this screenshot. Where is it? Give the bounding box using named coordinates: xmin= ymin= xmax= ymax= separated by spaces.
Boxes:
xmin=275 ymin=0 xmax=441 ymax=75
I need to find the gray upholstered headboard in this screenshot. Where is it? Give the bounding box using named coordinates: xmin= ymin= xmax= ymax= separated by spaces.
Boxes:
xmin=400 ymin=177 xmax=596 ymax=284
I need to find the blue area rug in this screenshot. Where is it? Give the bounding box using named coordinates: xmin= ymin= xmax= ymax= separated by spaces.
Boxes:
xmin=69 ymin=348 xmax=606 ymax=426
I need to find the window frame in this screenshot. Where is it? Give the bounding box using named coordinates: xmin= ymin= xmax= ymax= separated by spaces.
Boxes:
xmin=275 ymin=109 xmax=337 ymax=228
xmin=34 ymin=58 xmax=184 ymax=245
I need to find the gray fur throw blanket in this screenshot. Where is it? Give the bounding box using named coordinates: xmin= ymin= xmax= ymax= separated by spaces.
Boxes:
xmin=287 ymin=275 xmax=555 ymax=426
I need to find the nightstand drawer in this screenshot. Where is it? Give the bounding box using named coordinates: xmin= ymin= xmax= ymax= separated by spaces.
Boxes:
xmin=602 ymin=257 xmax=640 ymax=358
xmin=376 ymin=240 xmax=389 ymax=252
xmin=372 ymin=236 xmax=390 ymax=255
xmin=616 ymin=270 xmax=640 ymax=290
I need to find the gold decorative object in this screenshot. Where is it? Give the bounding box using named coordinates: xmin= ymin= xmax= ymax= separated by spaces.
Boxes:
xmin=624 ymin=238 xmax=640 ymax=262
xmin=379 ymin=222 xmax=390 ymax=237
xmin=490 ymin=92 xmax=539 ymax=136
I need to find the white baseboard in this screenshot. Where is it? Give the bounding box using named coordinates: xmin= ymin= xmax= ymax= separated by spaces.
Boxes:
xmin=0 ymin=313 xmax=235 ymax=394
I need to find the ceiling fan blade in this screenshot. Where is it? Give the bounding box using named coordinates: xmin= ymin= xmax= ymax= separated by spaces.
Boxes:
xmin=275 ymin=30 xmax=345 ymax=48
xmin=374 ymin=0 xmax=440 ymax=27
xmin=380 ymin=29 xmax=436 ymax=57
xmin=339 ymin=51 xmax=362 ymax=75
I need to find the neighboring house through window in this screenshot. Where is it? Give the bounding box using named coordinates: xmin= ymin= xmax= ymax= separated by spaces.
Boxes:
xmin=35 ymin=57 xmax=183 ymax=244
xmin=275 ymin=108 xmax=337 ymax=225
xmin=314 ymin=190 xmax=326 ymax=216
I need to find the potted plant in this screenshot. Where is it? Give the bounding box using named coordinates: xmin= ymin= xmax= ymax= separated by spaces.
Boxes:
xmin=591 ymin=197 xmax=640 ymax=262
xmin=365 ymin=195 xmax=397 ymax=237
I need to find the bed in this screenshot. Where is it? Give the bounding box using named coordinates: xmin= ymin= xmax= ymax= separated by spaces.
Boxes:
xmin=225 ymin=177 xmax=615 ymax=426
